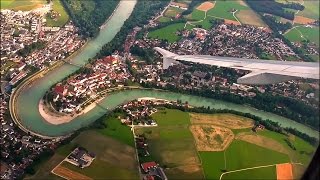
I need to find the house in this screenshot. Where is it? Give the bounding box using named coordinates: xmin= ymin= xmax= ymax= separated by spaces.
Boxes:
xmin=141 ymin=161 xmax=157 ymax=172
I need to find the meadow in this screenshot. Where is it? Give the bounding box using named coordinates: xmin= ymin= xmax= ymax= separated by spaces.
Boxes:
xmin=147 ymin=23 xmax=185 ymax=43
xmin=45 ymin=0 xmax=69 ymax=27
xmin=207 ymin=0 xmax=248 ymax=21
xmin=285 ymin=26 xmax=319 ymax=47
xmin=164 ymin=6 xmax=184 ymax=18
xmin=1 ymin=0 xmax=45 ymax=11
xmin=298 ymin=0 xmax=319 ymax=20
xmin=221 ymin=165 xmax=276 ymax=180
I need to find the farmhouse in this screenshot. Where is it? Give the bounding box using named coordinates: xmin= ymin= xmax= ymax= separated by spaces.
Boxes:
xmin=67 ymin=147 xmax=95 ymax=168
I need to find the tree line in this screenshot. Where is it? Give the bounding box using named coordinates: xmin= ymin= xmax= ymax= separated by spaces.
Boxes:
xmin=95 ymin=0 xmax=170 ymax=59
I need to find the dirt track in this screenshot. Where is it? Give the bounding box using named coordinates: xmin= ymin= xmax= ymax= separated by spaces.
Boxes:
xmin=53 ymin=165 xmax=92 ymax=180
xmin=276 ymin=163 xmax=293 ymax=180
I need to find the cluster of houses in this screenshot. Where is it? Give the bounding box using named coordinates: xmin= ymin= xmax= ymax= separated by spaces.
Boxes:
xmin=1 ymin=8 xmax=85 ymax=90
xmin=51 ymin=55 xmax=131 ymax=113
xmin=0 ymin=92 xmax=60 ymax=179
xmin=141 ymin=161 xmax=168 ymax=180
xmin=66 ymin=147 xmax=95 ymax=168
xmin=119 ymin=98 xmax=165 ymax=126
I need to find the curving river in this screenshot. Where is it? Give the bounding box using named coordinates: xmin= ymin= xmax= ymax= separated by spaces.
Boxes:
xmin=13 ymin=0 xmax=319 ymax=139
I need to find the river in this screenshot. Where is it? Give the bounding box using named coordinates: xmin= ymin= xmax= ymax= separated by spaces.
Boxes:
xmin=14 ymin=0 xmax=319 ymax=139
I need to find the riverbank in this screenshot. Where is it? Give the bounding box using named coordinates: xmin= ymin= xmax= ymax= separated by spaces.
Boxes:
xmin=39 ymin=98 xmax=100 ymax=125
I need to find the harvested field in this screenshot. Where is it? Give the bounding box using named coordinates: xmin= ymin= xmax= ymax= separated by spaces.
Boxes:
xmin=190 ymin=113 xmax=254 ymax=129
xmin=190 ymin=125 xmax=234 ymax=151
xmin=171 ymin=2 xmax=188 ymax=8
xmin=236 ymin=133 xmax=289 ymax=154
xmin=224 ymin=19 xmax=241 ymax=25
xmin=276 ymin=163 xmax=293 ymax=180
xmin=53 ymin=165 xmax=92 ymax=180
xmin=236 ymin=10 xmax=267 ymax=27
xmin=294 ymin=16 xmax=316 ymax=25
xmin=196 ymin=1 xmax=215 ymax=11
xmin=164 ymin=164 xmax=204 ymax=180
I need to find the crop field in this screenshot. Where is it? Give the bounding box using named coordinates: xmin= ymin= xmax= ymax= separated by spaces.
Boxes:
xmin=285 ymin=26 xmax=319 ymax=47
xmin=45 ymin=0 xmax=69 ymax=27
xmin=190 ymin=125 xmax=234 ymax=151
xmin=1 ymin=0 xmax=45 ymax=11
xmin=52 ymin=164 xmax=92 ymax=180
xmin=294 ymin=16 xmax=316 ymax=25
xmin=236 ymin=9 xmax=267 ymax=27
xmin=207 ymin=0 xmax=249 ymax=21
xmin=190 ymin=113 xmax=254 ymax=129
xmin=148 ymin=23 xmax=185 ymax=43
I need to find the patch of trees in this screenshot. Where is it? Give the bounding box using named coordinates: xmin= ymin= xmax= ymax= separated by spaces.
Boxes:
xmin=130 ymin=45 xmax=158 ymax=64
xmin=282 ymin=2 xmax=305 ymax=11
xmin=24 ymin=149 xmax=54 ymax=176
xmin=245 ymin=0 xmax=299 ymax=20
xmin=61 ymin=0 xmax=119 ymax=37
xmin=17 ymin=41 xmax=46 ymax=57
xmin=95 ymin=0 xmax=170 ymax=58
xmin=261 ymin=14 xmax=292 ymax=33
xmin=181 ymin=0 xmax=205 ymax=15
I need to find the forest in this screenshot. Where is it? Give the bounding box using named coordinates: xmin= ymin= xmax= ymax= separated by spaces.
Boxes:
xmin=95 ymin=0 xmax=170 ymax=59
xmin=61 ymin=0 xmax=119 ymax=37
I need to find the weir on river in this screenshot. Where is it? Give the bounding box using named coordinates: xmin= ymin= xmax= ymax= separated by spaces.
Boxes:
xmin=12 ymin=0 xmax=319 ymax=139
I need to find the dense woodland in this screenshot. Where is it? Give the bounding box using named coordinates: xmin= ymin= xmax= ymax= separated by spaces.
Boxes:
xmin=95 ymin=0 xmax=170 ymax=58
xmin=61 ymin=0 xmax=119 ymax=37
xmin=246 ymin=0 xmax=304 ymax=20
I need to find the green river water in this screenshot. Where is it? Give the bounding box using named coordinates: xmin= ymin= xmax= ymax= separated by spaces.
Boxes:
xmin=15 ymin=0 xmax=319 ymax=138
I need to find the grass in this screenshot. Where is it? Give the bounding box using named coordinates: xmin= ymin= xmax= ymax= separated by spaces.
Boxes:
xmin=45 ymin=0 xmax=69 ymax=27
xmin=236 ymin=9 xmax=267 ymax=27
xmin=157 ymin=16 xmax=171 ymax=23
xmin=221 ymin=165 xmax=276 ymax=180
xmin=135 ymin=109 xmax=204 ymax=179
xmin=225 ymin=140 xmax=290 ymax=170
xmin=97 ymin=115 xmax=135 ymax=147
xmin=164 ymin=6 xmax=184 ymax=18
xmin=1 ymin=0 xmax=46 ymax=11
xmin=148 ymin=23 xmax=185 ymax=43
xmin=207 ymin=1 xmax=249 ymax=21
xmin=199 ymin=151 xmax=226 ymax=179
xmin=285 ymin=26 xmax=319 ymax=47
xmin=298 ymin=0 xmax=319 ymax=20
xmin=151 ymin=108 xmax=190 ymax=126
xmin=308 ymin=54 xmax=319 ymax=62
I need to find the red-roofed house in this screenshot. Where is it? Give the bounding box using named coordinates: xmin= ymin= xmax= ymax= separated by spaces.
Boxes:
xmin=103 ymin=56 xmax=118 ymax=65
xmin=141 ymin=162 xmax=157 ymax=172
xmin=54 ymin=85 xmax=67 ymax=96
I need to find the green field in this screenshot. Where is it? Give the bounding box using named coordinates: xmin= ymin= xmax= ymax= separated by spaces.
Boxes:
xmin=199 ymin=140 xmax=289 ymax=179
xmin=135 ymin=109 xmax=204 ymax=179
xmin=207 ymin=0 xmax=249 ymax=21
xmin=1 ymin=0 xmax=46 ymax=11
xmin=222 ymin=165 xmax=277 ymax=180
xmin=285 ymin=26 xmax=319 ymax=47
xmin=148 ymin=23 xmax=185 ymax=43
xmin=157 ymin=16 xmax=171 ymax=23
xmin=97 ymin=115 xmax=135 ymax=147
xmin=164 ymin=6 xmax=184 ymax=18
xmin=298 ymin=0 xmax=320 ymax=20
xmin=45 ymin=0 xmax=69 ymax=27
